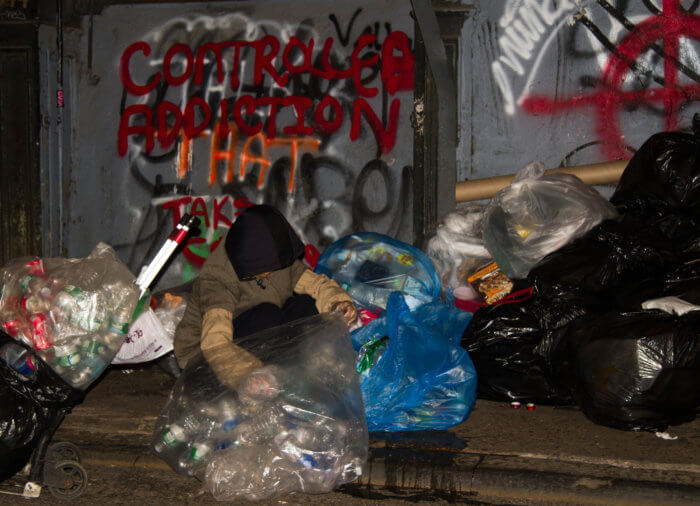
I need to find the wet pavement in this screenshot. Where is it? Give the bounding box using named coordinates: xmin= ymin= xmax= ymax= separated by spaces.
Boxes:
xmin=1 ymin=364 xmax=698 ymax=504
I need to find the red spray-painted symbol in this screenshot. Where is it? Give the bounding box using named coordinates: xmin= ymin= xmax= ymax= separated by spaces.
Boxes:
xmin=522 ymin=0 xmax=700 ymax=160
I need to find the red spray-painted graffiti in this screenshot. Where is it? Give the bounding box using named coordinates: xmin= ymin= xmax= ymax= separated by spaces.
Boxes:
xmin=118 ymin=31 xmax=413 ymax=157
xmin=521 ymin=0 xmax=700 ymax=160
xmin=158 ymin=194 xmax=254 ymax=268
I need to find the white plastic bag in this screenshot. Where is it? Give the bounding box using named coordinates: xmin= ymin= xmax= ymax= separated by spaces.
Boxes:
xmin=112 ymin=290 xmax=188 ymax=365
xmin=482 ymin=162 xmax=618 ymax=279
xmin=426 ymin=203 xmax=492 ymax=291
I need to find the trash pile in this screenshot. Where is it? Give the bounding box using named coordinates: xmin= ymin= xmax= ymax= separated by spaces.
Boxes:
xmin=446 ymin=127 xmax=699 ymax=431
xmin=152 ymin=314 xmax=367 ymax=501
xmin=0 ymin=243 xmax=139 ymax=389
xmin=316 ymin=233 xmax=477 ymax=431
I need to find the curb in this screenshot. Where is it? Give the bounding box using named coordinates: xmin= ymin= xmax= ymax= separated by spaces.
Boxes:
xmin=73 ymin=441 xmax=700 ymax=505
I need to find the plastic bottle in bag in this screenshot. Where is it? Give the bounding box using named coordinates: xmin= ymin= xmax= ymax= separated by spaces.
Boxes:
xmin=234 ymin=403 xmax=288 ymax=445
xmin=343 ymin=282 xmax=392 ymax=312
xmin=54 ymin=285 xmax=105 ymax=331
xmin=0 ymin=343 xmax=36 ymax=379
xmin=102 ymin=301 xmax=134 ymax=350
xmin=178 ymin=439 xmax=214 ymax=476
xmin=154 ymin=424 xmax=188 ymax=454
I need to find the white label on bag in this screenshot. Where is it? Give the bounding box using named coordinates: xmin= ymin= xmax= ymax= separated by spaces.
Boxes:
xmin=111 ymin=308 xmax=173 ymax=364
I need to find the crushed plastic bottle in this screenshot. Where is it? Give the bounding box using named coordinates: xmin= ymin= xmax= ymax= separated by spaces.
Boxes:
xmin=0 ymin=343 xmax=36 ymax=379
xmin=234 ymin=402 xmax=288 ymax=445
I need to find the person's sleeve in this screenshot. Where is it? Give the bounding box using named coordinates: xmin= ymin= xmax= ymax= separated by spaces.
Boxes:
xmin=199 ymin=271 xmax=238 ymax=315
xmin=294 ymin=269 xmax=354 ymax=313
xmin=200 ymin=308 xmax=263 ymax=390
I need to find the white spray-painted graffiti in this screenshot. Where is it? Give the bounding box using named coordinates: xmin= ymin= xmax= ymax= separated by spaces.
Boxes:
xmin=479 ymin=0 xmax=700 ymax=171
xmin=491 ymin=0 xmax=578 ymax=115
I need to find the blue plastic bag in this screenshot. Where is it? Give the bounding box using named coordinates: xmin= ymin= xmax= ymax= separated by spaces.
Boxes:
xmin=315 ymin=233 xmax=441 ymax=315
xmin=351 ymin=292 xmax=477 ymax=431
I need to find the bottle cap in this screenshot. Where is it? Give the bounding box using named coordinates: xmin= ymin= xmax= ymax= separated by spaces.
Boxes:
xmin=526 ymin=403 xmax=535 ymax=411
xmin=511 ymin=401 xmax=521 ymax=409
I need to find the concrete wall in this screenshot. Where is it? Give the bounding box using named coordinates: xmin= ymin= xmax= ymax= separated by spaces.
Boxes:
xmin=457 ymin=0 xmax=699 ymax=183
xmin=39 ymin=0 xmax=415 ymax=286
xmin=38 ymin=0 xmax=700 ymax=287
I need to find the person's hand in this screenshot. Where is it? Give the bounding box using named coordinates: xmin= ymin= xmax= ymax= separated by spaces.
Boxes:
xmin=330 ymin=300 xmax=358 ymax=326
xmin=238 ymin=366 xmax=281 ymax=403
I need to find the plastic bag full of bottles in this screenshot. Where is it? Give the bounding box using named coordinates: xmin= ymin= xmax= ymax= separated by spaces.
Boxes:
xmin=0 ymin=243 xmax=139 ymax=389
xmin=152 ymin=314 xmax=368 ymax=501
xmin=315 ymin=232 xmax=441 ymax=316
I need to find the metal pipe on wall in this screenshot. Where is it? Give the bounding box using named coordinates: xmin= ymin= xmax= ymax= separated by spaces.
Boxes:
xmin=455 ymin=159 xmax=628 ymax=203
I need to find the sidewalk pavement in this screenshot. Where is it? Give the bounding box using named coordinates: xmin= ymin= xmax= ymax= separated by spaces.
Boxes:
xmin=31 ymin=365 xmax=700 ymax=504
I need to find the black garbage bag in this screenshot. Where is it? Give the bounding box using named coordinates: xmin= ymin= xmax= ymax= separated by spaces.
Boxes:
xmin=610 ymin=122 xmax=700 ymax=225
xmin=0 ymin=380 xmax=40 ymax=480
xmin=550 ymin=310 xmax=700 ymax=431
xmin=661 ymin=258 xmax=700 ymax=305
xmin=0 ymin=331 xmax=84 ymax=480
xmin=527 ymin=215 xmax=687 ymax=317
xmin=460 ymin=292 xmax=574 ymax=405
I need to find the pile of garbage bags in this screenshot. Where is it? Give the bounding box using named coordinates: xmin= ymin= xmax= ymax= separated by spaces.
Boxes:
xmin=152 ymin=314 xmax=367 ymax=501
xmin=458 ymin=126 xmax=700 ymax=431
xmin=0 ymin=243 xmax=139 ymax=389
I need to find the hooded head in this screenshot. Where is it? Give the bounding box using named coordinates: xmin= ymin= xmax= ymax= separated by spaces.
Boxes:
xmin=224 ymin=205 xmax=305 ymax=280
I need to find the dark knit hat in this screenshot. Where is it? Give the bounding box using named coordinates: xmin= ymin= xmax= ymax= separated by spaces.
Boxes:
xmin=224 ymin=205 xmax=305 ymax=279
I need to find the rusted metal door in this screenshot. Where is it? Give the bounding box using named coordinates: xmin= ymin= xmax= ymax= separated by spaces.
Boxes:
xmin=0 ymin=21 xmax=41 ymax=265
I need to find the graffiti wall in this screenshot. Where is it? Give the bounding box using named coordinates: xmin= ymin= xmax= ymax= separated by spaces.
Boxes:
xmin=459 ymin=0 xmax=699 ymax=181
xmin=47 ymin=0 xmax=415 ymax=286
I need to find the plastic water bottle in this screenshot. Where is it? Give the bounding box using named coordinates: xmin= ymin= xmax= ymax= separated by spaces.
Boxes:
xmin=234 ymin=403 xmax=288 ymax=445
xmin=343 ymin=282 xmax=391 ymax=312
xmin=101 ymin=301 xmax=134 ymax=349
xmin=154 ymin=424 xmax=188 ymax=453
xmin=217 ymin=397 xmax=241 ymax=433
xmin=54 ymin=344 xmax=81 ymax=368
xmin=54 ymin=285 xmax=104 ymax=331
xmin=0 ymin=343 xmax=36 ymax=379
xmin=177 ymin=439 xmax=213 ymax=476
xmin=180 ymin=408 xmax=218 ymax=438
xmin=79 ymin=338 xmax=109 ymax=380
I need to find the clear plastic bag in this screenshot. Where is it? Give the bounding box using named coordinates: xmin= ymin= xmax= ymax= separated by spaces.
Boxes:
xmin=152 ymin=313 xmax=368 ymax=501
xmin=0 ymin=243 xmax=139 ymax=389
xmin=482 ymin=162 xmax=618 ymax=279
xmin=426 ymin=204 xmax=492 ymax=291
xmin=315 ymin=233 xmax=440 ymax=314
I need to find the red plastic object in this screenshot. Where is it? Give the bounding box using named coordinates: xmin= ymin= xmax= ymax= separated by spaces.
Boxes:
xmin=492 ymin=287 xmax=534 ymax=306
xmin=454 ymin=298 xmax=484 ymax=313
xmin=358 ymin=308 xmax=379 ymax=325
xmin=304 ymin=244 xmax=321 ymax=270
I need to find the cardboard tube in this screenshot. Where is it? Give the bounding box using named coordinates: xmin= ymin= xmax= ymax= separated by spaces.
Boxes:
xmin=455 ymin=159 xmax=629 ymax=203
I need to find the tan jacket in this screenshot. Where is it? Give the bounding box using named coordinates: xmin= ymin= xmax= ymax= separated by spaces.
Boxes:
xmin=173 ymin=244 xmax=352 ymax=388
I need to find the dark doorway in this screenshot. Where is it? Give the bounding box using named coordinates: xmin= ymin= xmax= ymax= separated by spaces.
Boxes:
xmin=0 ymin=21 xmax=41 ymax=266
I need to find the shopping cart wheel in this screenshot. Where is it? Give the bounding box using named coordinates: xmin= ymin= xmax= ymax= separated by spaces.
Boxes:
xmin=43 ymin=460 xmax=88 ymax=499
xmin=46 ymin=442 xmax=82 ymax=464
